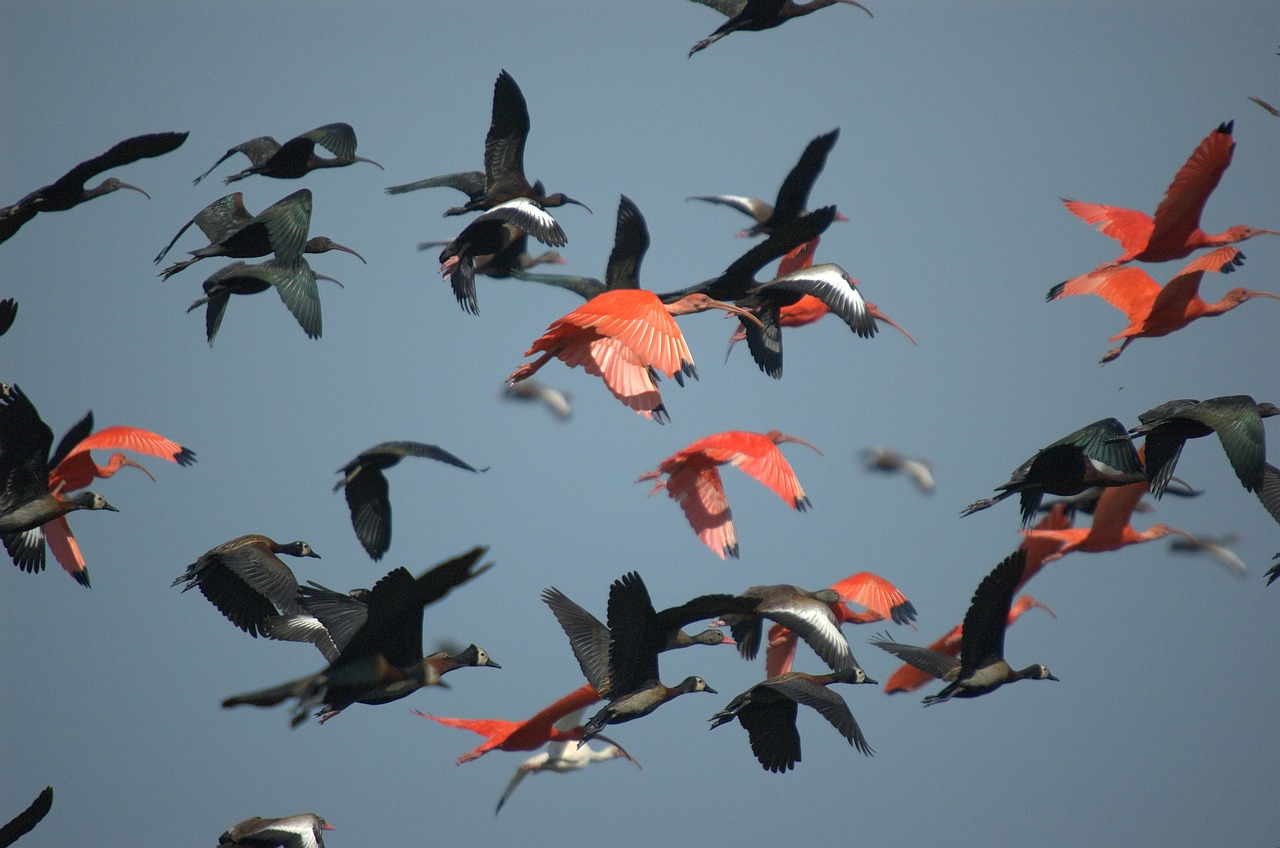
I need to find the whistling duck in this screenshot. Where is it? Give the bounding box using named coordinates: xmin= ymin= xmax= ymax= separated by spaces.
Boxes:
xmin=261 ymin=582 xmax=371 ymax=662
xmin=709 ymin=667 xmax=875 ymax=772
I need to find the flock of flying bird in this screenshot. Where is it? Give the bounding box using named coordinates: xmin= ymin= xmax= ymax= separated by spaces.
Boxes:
xmin=3 ymin=3 xmax=1279 ymax=844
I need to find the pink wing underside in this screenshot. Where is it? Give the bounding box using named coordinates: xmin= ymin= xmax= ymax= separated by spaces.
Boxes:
xmin=558 ymin=335 xmax=663 ymax=418
xmin=43 ymin=515 xmax=87 ymax=581
xmin=665 ymin=464 xmax=736 ymax=559
xmin=694 ymin=436 xmax=806 ymax=508
xmin=50 ymin=426 xmax=187 ymax=490
xmin=1064 ymin=200 xmax=1154 ymax=255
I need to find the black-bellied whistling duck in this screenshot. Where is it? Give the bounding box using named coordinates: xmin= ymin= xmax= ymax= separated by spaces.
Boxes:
xmin=960 ymin=417 xmax=1145 ymax=525
xmin=709 ymin=667 xmax=875 ymax=772
xmin=333 ymin=441 xmax=488 ymax=560
xmin=638 ymin=429 xmax=820 ymax=559
xmin=221 ymin=547 xmax=494 ymax=726
xmin=688 ymin=0 xmax=872 ymax=58
xmin=217 ymin=813 xmax=333 ymax=848
xmin=0 ymin=386 xmax=118 ymax=585
xmin=0 ymin=131 xmax=187 ymax=245
xmin=261 ymin=581 xmax=371 ymax=662
xmin=194 ymin=122 xmax=382 ymax=185
xmin=871 ymin=549 xmax=1058 ymax=705
xmin=156 ymin=189 xmax=364 ymax=280
xmin=171 ymin=534 xmax=320 ymax=637
xmin=1126 ymin=395 xmax=1278 ymax=497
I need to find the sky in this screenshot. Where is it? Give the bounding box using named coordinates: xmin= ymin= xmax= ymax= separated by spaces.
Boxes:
xmin=1 ymin=2 xmax=1277 ymax=846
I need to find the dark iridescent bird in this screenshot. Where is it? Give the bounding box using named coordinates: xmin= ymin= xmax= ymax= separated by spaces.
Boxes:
xmin=688 ymin=0 xmax=872 ymax=58
xmin=438 ymin=197 xmax=569 ymax=314
xmin=187 ymin=257 xmax=339 ymax=345
xmin=0 ymin=300 xmax=17 ymax=337
xmin=0 ymin=386 xmax=117 ymax=584
xmin=171 ymin=534 xmax=320 ymax=638
xmin=418 ymin=231 xmax=565 ymax=278
xmin=546 ymin=572 xmax=730 ymax=742
xmin=687 ymin=129 xmax=844 ymax=237
xmin=1126 ymin=396 xmax=1278 ymax=498
xmin=387 ymin=169 xmax=486 ymax=199
xmin=0 ymin=786 xmax=52 ymax=848
xmin=334 ymin=442 xmax=488 ymax=560
xmin=0 ymin=131 xmax=188 ymax=245
xmin=961 ymin=417 xmax=1145 ymax=525
xmin=261 ymin=581 xmax=372 ymax=661
xmin=217 ymin=813 xmax=333 ymax=848
xmin=194 ymin=122 xmax=382 ymax=185
xmin=709 ymin=667 xmax=875 ymax=772
xmin=222 ymin=547 xmax=497 ymax=726
xmin=871 ymin=549 xmax=1058 ymax=705
xmin=438 ymin=70 xmax=590 ymax=217
xmin=156 ymin=189 xmax=364 ymax=280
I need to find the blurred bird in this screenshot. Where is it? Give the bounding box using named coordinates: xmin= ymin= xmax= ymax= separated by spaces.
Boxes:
xmin=688 ymin=0 xmax=872 ymax=58
xmin=333 ymin=441 xmax=488 ymax=560
xmin=709 ymin=667 xmax=875 ymax=772
xmin=217 ymin=813 xmax=333 ymax=848
xmin=1062 ymin=121 xmax=1279 ymax=266
xmin=0 ymin=386 xmax=118 ymax=584
xmin=871 ymin=549 xmax=1058 ymax=705
xmin=0 ymin=131 xmax=187 ymax=245
xmin=156 ymin=189 xmax=364 ymax=280
xmin=639 ymin=429 xmax=820 ymax=558
xmin=1167 ymin=532 xmax=1248 ymax=576
xmin=500 ymin=381 xmax=572 ymax=420
xmin=0 ymin=786 xmax=52 ymax=848
xmin=860 ymin=446 xmax=935 ymax=494
xmin=194 ymin=122 xmax=382 ymax=185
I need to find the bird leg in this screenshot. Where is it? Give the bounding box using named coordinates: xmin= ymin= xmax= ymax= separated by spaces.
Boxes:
xmin=636 ymin=470 xmax=666 ymax=496
xmin=507 ymin=352 xmax=556 ymax=384
xmin=1099 ymin=338 xmax=1133 ymax=364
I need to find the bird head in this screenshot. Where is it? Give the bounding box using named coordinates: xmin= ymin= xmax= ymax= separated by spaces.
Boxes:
xmin=305 ymin=237 xmax=366 ymax=264
xmin=763 ymin=430 xmax=824 ymax=456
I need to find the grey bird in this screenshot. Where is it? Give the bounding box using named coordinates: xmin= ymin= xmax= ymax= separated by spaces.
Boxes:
xmin=217 ymin=813 xmax=333 ymax=848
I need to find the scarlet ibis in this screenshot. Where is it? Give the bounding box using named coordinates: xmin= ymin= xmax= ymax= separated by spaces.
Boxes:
xmin=507 ymin=198 xmax=763 ymax=422
xmin=171 ymin=534 xmax=320 ymax=638
xmin=194 ymin=122 xmax=382 ymax=185
xmin=1062 ymin=121 xmax=1279 ymax=266
xmin=187 ymin=257 xmax=340 ymax=345
xmin=960 ymin=417 xmax=1145 ymax=525
xmin=222 ymin=547 xmax=494 ymax=726
xmin=871 ymin=549 xmax=1058 ymax=705
xmin=500 ymin=380 xmax=573 ymax=420
xmin=0 ymin=131 xmax=187 ymax=245
xmin=556 ymin=572 xmax=719 ymax=743
xmin=1048 ymin=246 xmax=1277 ymax=363
xmin=764 ymin=571 xmax=916 ymax=677
xmin=688 ymin=0 xmax=872 ymax=57
xmin=1167 ymin=533 xmax=1248 ymax=576
xmin=261 ymin=581 xmax=371 ymax=661
xmin=687 ymin=129 xmax=843 ymax=237
xmin=156 ymin=189 xmax=364 ymax=280
xmin=438 ymin=197 xmax=568 ymax=314
xmin=0 ymin=786 xmax=52 ymax=848
xmin=860 ymin=446 xmax=935 ymax=495
xmin=1126 ymin=395 xmax=1278 ymax=497
xmin=638 ymin=429 xmax=820 ymax=558
xmin=0 ymin=300 xmax=17 ymax=337
xmin=494 ymin=731 xmax=636 ymax=815
xmin=43 ymin=412 xmax=194 ymax=584
xmin=0 ymin=386 xmax=118 ymax=584
xmin=217 ymin=814 xmax=334 ymax=848
xmin=709 ymin=667 xmax=875 ymax=772
xmin=434 ymin=70 xmax=589 ymax=216
xmin=334 ymin=441 xmax=488 ymax=561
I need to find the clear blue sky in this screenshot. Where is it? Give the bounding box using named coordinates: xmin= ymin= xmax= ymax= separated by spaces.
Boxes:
xmin=1 ymin=2 xmax=1277 ymax=846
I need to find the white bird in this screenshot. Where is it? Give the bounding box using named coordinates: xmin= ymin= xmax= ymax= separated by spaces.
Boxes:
xmin=494 ymin=707 xmax=638 ymax=815
xmin=500 ymin=380 xmax=573 ymax=420
xmin=1166 ymin=532 xmax=1248 ymax=576
xmin=860 ymin=446 xmax=935 ymax=495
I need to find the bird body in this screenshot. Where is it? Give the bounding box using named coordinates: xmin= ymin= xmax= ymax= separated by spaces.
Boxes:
xmin=638 ymin=429 xmax=820 ymax=558
xmin=688 ymin=0 xmax=873 ymax=57
xmin=194 ymin=123 xmax=382 ymax=185
xmin=494 ymin=731 xmax=636 ymax=815
xmin=217 ymin=813 xmax=333 ymax=848
xmin=715 ymin=583 xmax=859 ymax=673
xmin=188 ymin=257 xmax=339 ymax=345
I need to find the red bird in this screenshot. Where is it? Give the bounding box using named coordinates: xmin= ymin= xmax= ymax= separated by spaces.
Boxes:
xmin=764 ymin=570 xmax=917 ymax=676
xmin=1063 ymin=121 xmax=1278 ymax=266
xmin=44 ymin=416 xmax=195 ymax=585
xmin=1048 ymin=245 xmax=1278 ymax=363
xmin=638 ymin=429 xmax=821 ymax=559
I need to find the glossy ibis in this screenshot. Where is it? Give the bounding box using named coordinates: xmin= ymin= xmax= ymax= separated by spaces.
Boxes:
xmin=1062 ymin=121 xmax=1279 ymax=266
xmin=871 ymin=549 xmax=1058 ymax=705
xmin=386 ymin=169 xmax=486 ymax=198
xmin=334 ymin=441 xmax=488 ymax=561
xmin=194 ymin=122 xmax=382 ymax=185
xmin=217 ymin=814 xmax=333 ymax=848
xmin=0 ymin=131 xmax=187 ymax=245
xmin=709 ymin=667 xmax=875 ymax=772
xmin=222 ymin=547 xmax=495 ymax=726
xmin=638 ymin=429 xmax=821 ymax=559
xmin=0 ymin=386 xmax=118 ymax=585
xmin=688 ymin=0 xmax=873 ymax=58
xmin=187 ymin=257 xmax=341 ymax=345
xmin=156 ymin=189 xmax=364 ymax=280
xmin=419 ymin=232 xmax=564 ymax=278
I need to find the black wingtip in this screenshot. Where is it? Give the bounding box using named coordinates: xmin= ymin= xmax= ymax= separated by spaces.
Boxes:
xmin=1046 ymin=280 xmax=1066 ymax=302
xmin=174 ymin=446 xmax=197 ymax=467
